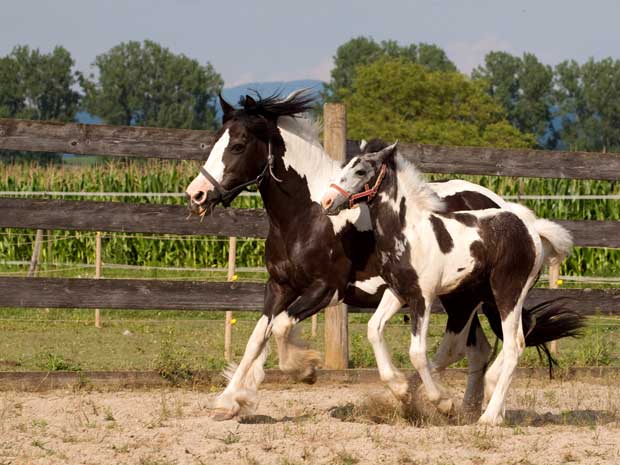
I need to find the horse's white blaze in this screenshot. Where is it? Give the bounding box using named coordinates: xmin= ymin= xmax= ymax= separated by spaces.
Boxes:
xmin=352 ymin=275 xmax=385 ymax=294
xmin=186 ymin=130 xmax=230 ymax=202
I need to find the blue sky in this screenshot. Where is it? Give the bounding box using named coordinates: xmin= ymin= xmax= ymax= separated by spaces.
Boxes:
xmin=1 ymin=0 xmax=619 ymax=87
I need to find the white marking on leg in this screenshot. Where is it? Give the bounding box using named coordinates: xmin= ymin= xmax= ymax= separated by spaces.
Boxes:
xmin=367 ymin=289 xmax=406 ymax=398
xmin=409 ymin=300 xmax=453 ymax=413
xmin=430 ymin=311 xmax=476 ymax=372
xmin=215 ymin=314 xmax=271 ymax=417
xmin=352 ymin=276 xmax=385 ymax=295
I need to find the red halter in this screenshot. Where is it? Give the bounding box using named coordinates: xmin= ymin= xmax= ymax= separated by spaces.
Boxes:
xmin=329 ymin=163 xmax=388 ymax=209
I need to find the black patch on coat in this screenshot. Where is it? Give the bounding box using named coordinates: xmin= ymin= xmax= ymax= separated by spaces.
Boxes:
xmin=429 ymin=215 xmax=454 ymax=254
xmin=452 ymin=212 xmax=478 ymax=227
xmin=442 ymin=190 xmax=500 ymax=211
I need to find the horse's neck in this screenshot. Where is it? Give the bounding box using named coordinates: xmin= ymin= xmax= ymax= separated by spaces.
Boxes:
xmin=259 ymin=120 xmax=337 ymax=224
xmin=371 ymin=156 xmax=444 ymax=233
xmin=277 ymin=120 xmax=341 ymax=203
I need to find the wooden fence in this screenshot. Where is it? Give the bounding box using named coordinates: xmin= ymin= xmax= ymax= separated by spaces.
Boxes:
xmin=1 ymin=108 xmax=620 ymax=368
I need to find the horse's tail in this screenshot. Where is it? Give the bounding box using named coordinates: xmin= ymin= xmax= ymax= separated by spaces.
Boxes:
xmin=507 ymin=202 xmax=573 ymax=266
xmin=533 ymin=218 xmax=574 ymax=266
xmin=482 ymin=298 xmax=585 ymax=376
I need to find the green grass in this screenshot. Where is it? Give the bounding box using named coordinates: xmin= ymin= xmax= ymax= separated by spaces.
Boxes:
xmin=0 ymin=306 xmax=617 ymax=372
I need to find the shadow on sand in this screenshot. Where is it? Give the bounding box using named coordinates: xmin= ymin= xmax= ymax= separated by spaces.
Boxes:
xmin=238 ymin=413 xmax=312 ymax=425
xmin=505 ymin=409 xmax=618 ymax=427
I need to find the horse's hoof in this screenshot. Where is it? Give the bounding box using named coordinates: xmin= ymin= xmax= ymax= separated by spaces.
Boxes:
xmin=437 ymin=397 xmax=455 ymax=416
xmin=212 ymin=409 xmax=237 ymax=421
xmin=478 ymin=412 xmax=503 ymax=426
xmin=300 ymin=367 xmax=317 ymax=385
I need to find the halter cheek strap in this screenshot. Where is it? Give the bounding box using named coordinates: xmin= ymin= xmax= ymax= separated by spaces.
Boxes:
xmin=329 ymin=163 xmax=388 ymax=209
xmin=199 ymin=141 xmax=277 ymax=208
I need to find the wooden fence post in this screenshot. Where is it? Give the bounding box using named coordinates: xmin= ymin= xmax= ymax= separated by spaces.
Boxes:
xmin=224 ymin=236 xmax=237 ymax=362
xmin=548 ymin=263 xmax=561 ymax=354
xmin=95 ymin=232 xmax=102 ymax=328
xmin=323 ymin=103 xmax=349 ymax=369
xmin=27 ymin=229 xmax=44 ymax=277
xmin=311 ymin=314 xmax=318 ymax=338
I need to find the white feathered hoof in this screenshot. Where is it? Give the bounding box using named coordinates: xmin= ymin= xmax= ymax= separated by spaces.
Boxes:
xmin=478 ymin=411 xmax=504 ymax=426
xmin=436 ymin=397 xmax=455 ymax=416
xmin=212 ymin=390 xmax=256 ymax=421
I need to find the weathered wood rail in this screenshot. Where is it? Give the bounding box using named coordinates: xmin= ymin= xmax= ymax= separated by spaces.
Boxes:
xmin=3 ymin=118 xmax=620 ymax=179
xmin=1 ymin=277 xmax=618 ymax=315
xmin=1 ymin=198 xmax=618 ymax=247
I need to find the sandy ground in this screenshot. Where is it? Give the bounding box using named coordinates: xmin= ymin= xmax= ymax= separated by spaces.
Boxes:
xmin=0 ymin=374 xmax=619 ymax=465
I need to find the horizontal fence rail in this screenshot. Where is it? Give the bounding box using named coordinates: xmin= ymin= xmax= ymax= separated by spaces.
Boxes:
xmin=0 ymin=198 xmax=618 ymax=248
xmin=0 ymin=118 xmax=214 ymax=160
xmin=0 ymin=277 xmax=619 ymax=315
xmin=0 ymin=198 xmax=268 ymax=238
xmin=2 ymin=118 xmax=620 ymax=180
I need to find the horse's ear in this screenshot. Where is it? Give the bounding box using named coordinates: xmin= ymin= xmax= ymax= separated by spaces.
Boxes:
xmin=244 ymin=95 xmax=257 ymax=108
xmin=372 ymin=142 xmax=398 ymax=163
xmin=359 ymin=139 xmax=368 ymax=152
xmin=219 ymin=94 xmax=235 ymax=121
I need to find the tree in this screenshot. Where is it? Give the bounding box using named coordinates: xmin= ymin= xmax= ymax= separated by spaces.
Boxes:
xmin=82 ymin=40 xmax=223 ymax=129
xmin=345 ymin=57 xmax=535 ymax=149
xmin=0 ymin=45 xmax=80 ymax=164
xmin=473 ymin=51 xmax=554 ymax=147
xmin=554 ymin=58 xmax=620 ymax=152
xmin=324 ymin=37 xmax=456 ymax=102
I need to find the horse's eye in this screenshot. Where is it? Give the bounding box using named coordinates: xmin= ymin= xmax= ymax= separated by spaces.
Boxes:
xmin=230 ymin=144 xmax=245 ymax=154
xmin=355 ymin=170 xmax=366 ymax=176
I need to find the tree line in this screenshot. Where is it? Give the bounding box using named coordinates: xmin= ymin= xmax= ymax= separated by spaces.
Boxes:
xmin=1 ymin=37 xmax=619 ymax=164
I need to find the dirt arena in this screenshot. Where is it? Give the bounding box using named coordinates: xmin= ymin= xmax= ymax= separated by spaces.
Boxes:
xmin=1 ymin=373 xmax=619 ymax=465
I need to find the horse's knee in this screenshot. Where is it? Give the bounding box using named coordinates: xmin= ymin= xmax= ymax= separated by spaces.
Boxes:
xmin=367 ymin=318 xmax=382 ymax=346
xmin=409 ymin=347 xmax=427 ymax=371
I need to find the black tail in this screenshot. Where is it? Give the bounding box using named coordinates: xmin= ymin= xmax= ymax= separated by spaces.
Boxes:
xmin=481 ymin=298 xmax=585 ymax=377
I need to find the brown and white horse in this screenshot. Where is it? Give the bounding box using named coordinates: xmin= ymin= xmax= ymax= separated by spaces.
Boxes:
xmin=185 ymin=91 xmax=583 ymax=421
xmin=321 ymin=142 xmax=577 ymax=425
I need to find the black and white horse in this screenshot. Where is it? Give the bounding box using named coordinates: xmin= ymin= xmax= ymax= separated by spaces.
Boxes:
xmin=321 ymin=142 xmax=577 ymax=425
xmin=185 ymin=91 xmax=582 ymax=421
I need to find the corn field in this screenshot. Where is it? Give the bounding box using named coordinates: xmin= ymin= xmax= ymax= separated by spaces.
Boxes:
xmin=0 ymin=159 xmax=618 ymax=276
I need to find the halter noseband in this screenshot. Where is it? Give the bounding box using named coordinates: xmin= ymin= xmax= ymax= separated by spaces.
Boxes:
xmin=199 ymin=141 xmax=278 ymax=208
xmin=329 ymin=163 xmax=388 ymax=209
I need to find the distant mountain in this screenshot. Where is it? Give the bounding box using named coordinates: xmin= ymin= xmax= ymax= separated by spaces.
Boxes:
xmin=219 ymin=79 xmax=325 ymax=116
xmin=75 ymin=111 xmax=102 ymax=125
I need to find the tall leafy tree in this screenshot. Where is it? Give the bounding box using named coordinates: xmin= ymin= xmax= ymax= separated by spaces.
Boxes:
xmin=0 ymin=45 xmax=80 ymax=163
xmin=82 ymin=40 xmax=223 ymax=129
xmin=473 ymin=52 xmax=554 ymax=147
xmin=554 ymin=58 xmax=620 ymax=152
xmin=345 ymin=57 xmax=535 ymax=148
xmin=325 ymin=37 xmax=456 ymax=102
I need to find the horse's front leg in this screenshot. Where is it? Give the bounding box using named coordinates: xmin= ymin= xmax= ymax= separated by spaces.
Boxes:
xmin=213 ymin=279 xmax=296 ymax=420
xmin=272 ymin=280 xmax=336 ymax=383
xmin=366 ymin=289 xmax=408 ymax=400
xmin=409 ymin=291 xmax=455 ymax=415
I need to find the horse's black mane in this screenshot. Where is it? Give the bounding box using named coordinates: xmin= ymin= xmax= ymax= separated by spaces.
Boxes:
xmin=237 ymin=89 xmax=316 ymax=119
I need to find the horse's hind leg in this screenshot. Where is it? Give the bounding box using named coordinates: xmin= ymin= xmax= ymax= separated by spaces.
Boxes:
xmin=272 ymin=280 xmax=336 ymax=383
xmin=213 ymin=279 xmax=296 ymax=420
xmin=479 ymin=276 xmax=537 ymax=426
xmin=409 ymin=292 xmax=454 ymax=415
xmin=367 ymin=289 xmax=407 ymax=400
xmin=434 ymin=293 xmax=490 ymax=415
